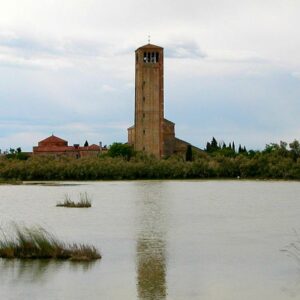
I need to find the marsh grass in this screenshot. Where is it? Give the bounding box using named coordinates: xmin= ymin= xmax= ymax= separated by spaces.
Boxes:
xmin=0 ymin=224 xmax=101 ymax=261
xmin=0 ymin=179 xmax=22 ymax=185
xmin=56 ymin=192 xmax=92 ymax=208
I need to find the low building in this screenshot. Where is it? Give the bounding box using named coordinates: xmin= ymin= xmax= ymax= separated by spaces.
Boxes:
xmin=33 ymin=135 xmax=106 ymax=158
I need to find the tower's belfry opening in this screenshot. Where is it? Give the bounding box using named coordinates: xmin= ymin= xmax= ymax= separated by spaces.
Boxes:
xmin=128 ymin=43 xmax=193 ymax=158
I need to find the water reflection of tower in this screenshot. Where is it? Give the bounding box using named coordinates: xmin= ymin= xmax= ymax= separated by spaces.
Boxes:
xmin=135 ymin=183 xmax=167 ymax=300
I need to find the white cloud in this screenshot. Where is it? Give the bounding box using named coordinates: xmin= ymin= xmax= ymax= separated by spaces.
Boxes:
xmin=0 ymin=0 xmax=300 ymax=150
xmin=291 ymin=72 xmax=300 ymax=80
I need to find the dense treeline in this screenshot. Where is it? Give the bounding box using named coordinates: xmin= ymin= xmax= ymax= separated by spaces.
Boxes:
xmin=1 ymin=139 xmax=300 ymax=180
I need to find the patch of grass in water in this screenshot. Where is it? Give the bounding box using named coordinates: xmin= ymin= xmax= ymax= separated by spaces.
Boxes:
xmin=0 ymin=179 xmax=22 ymax=185
xmin=0 ymin=224 xmax=101 ymax=261
xmin=56 ymin=192 xmax=92 ymax=208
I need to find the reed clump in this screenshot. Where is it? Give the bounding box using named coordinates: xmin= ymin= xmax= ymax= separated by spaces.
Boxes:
xmin=0 ymin=225 xmax=101 ymax=261
xmin=56 ymin=192 xmax=92 ymax=208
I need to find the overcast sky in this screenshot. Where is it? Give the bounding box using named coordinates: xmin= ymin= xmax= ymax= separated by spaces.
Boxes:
xmin=0 ymin=0 xmax=299 ymax=151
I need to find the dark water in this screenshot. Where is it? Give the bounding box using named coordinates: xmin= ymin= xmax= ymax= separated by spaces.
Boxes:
xmin=1 ymin=180 xmax=300 ymax=299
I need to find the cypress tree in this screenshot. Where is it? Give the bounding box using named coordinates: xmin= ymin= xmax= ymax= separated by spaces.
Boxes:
xmin=211 ymin=137 xmax=218 ymax=151
xmin=206 ymin=142 xmax=211 ymax=152
xmin=186 ymin=144 xmax=193 ymax=161
xmin=238 ymin=144 xmax=242 ymax=153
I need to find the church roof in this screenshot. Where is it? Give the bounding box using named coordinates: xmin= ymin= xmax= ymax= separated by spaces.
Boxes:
xmin=136 ymin=43 xmax=163 ymax=51
xmin=164 ymin=118 xmax=175 ymax=125
xmin=39 ymin=135 xmax=67 ymax=144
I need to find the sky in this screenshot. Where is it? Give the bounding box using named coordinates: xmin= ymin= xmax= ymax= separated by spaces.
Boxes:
xmin=0 ymin=0 xmax=300 ymax=151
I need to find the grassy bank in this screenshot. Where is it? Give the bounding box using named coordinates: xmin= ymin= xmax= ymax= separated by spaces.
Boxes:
xmin=0 ymin=225 xmax=101 ymax=261
xmin=1 ymin=145 xmax=300 ymax=180
xmin=0 ymin=179 xmax=23 ymax=185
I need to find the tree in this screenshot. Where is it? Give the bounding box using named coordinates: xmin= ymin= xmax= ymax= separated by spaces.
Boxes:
xmin=205 ymin=142 xmax=211 ymax=152
xmin=238 ymin=144 xmax=242 ymax=153
xmin=206 ymin=137 xmax=219 ymax=153
xmin=5 ymin=147 xmax=29 ymax=160
xmin=289 ymin=140 xmax=300 ymax=161
xmin=211 ymin=137 xmax=218 ymax=151
xmin=232 ymin=142 xmax=235 ymax=152
xmin=84 ymin=140 xmax=89 ymax=147
xmin=108 ymin=143 xmax=134 ymax=160
xmin=185 ymin=144 xmax=192 ymax=161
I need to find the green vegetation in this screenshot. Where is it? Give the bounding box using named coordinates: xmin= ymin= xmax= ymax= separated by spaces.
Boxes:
xmin=0 ymin=178 xmax=23 ymax=185
xmin=0 ymin=224 xmax=101 ymax=261
xmin=56 ymin=193 xmax=92 ymax=208
xmin=1 ymin=138 xmax=300 ymax=180
xmin=107 ymin=142 xmax=134 ymax=160
xmin=4 ymin=148 xmax=29 ymax=160
xmin=185 ymin=144 xmax=193 ymax=162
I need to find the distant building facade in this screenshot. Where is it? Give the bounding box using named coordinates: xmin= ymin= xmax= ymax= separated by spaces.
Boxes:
xmin=33 ymin=135 xmax=106 ymax=158
xmin=128 ymin=43 xmax=192 ymax=158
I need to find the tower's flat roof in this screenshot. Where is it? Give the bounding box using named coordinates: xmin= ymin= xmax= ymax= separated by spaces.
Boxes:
xmin=136 ymin=43 xmax=163 ymax=51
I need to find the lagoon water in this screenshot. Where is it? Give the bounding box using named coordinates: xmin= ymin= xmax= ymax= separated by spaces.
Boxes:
xmin=0 ymin=180 xmax=300 ymax=300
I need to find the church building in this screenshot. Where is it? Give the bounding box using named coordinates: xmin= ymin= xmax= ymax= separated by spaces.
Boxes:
xmin=128 ymin=43 xmax=191 ymax=158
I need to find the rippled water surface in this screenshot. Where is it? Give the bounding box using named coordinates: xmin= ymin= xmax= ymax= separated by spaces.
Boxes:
xmin=1 ymin=180 xmax=300 ymax=300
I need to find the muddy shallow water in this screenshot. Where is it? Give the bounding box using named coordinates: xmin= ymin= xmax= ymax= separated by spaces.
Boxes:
xmin=0 ymin=180 xmax=300 ymax=300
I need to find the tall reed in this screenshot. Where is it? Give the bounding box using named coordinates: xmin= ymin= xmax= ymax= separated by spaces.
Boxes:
xmin=56 ymin=193 xmax=92 ymax=208
xmin=0 ymin=224 xmax=101 ymax=261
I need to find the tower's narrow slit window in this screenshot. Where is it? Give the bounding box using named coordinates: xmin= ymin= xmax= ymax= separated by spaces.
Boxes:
xmin=136 ymin=53 xmax=138 ymax=63
xmin=147 ymin=52 xmax=151 ymax=63
xmin=143 ymin=129 xmax=146 ymax=135
xmin=156 ymin=52 xmax=159 ymax=62
xmin=143 ymin=52 xmax=147 ymax=62
xmin=151 ymin=52 xmax=155 ymax=63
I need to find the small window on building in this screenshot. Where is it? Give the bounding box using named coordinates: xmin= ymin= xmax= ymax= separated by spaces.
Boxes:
xmin=143 ymin=96 xmax=145 ymax=101
xmin=143 ymin=113 xmax=145 ymax=118
xmin=143 ymin=52 xmax=147 ymax=62
xmin=136 ymin=53 xmax=138 ymax=63
xmin=143 ymin=129 xmax=146 ymax=135
xmin=147 ymin=52 xmax=150 ymax=63
xmin=143 ymin=147 xmax=145 ymax=151
xmin=156 ymin=52 xmax=159 ymax=62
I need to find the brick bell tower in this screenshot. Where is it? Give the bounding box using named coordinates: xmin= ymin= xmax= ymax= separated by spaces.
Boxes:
xmin=128 ymin=43 xmax=164 ymax=158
